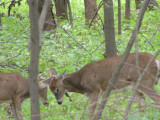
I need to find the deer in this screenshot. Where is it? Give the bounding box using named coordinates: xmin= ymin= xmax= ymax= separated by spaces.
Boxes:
xmin=42 ymin=52 xmax=160 ymax=117
xmin=0 ymin=72 xmax=52 ymax=120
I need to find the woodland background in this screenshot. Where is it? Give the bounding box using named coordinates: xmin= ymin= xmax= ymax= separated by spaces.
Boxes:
xmin=0 ymin=0 xmax=160 ymax=119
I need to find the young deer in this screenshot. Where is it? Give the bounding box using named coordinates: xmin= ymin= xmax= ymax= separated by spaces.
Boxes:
xmin=43 ymin=52 xmax=160 ymax=116
xmin=0 ymin=72 xmax=51 ymax=120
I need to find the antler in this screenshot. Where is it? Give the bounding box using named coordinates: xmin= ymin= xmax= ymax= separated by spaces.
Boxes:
xmin=50 ymin=68 xmax=57 ymax=76
xmin=38 ymin=74 xmax=45 ymax=81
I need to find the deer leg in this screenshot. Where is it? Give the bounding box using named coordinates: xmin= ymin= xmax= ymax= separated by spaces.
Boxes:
xmin=89 ymin=97 xmax=98 ymax=117
xmin=10 ymin=100 xmax=19 ymax=120
xmin=139 ymin=85 xmax=160 ymax=108
xmin=13 ymin=96 xmax=23 ymax=120
xmin=136 ymin=92 xmax=146 ymax=112
xmin=88 ymin=91 xmax=101 ymax=117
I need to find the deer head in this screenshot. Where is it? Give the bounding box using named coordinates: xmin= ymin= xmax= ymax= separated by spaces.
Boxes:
xmin=49 ymin=71 xmax=66 ymax=104
xmin=38 ymin=77 xmax=50 ymax=106
xmin=39 ymin=85 xmax=49 ymax=106
xmin=40 ymin=69 xmax=66 ymax=105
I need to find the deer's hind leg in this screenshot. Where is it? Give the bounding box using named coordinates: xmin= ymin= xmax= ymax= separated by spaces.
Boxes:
xmin=11 ymin=99 xmax=19 ymax=120
xmin=135 ymin=92 xmax=146 ymax=112
xmin=12 ymin=96 xmax=23 ymax=120
xmin=139 ymin=85 xmax=160 ymax=108
xmin=88 ymin=91 xmax=101 ymax=117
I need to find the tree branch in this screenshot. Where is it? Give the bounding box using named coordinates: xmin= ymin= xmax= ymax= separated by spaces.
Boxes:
xmin=146 ymin=23 xmax=160 ymax=47
xmin=39 ymin=0 xmax=52 ymax=46
xmin=89 ymin=1 xmax=103 ymax=29
xmin=57 ymin=23 xmax=88 ymax=52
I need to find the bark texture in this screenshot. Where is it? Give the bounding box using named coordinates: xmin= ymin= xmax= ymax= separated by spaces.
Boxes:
xmin=54 ymin=0 xmax=68 ymax=19
xmin=28 ymin=0 xmax=41 ymax=119
xmin=84 ymin=0 xmax=97 ymax=25
xmin=125 ymin=0 xmax=130 ymax=20
xmin=103 ymin=0 xmax=117 ymax=58
xmin=135 ymin=0 xmax=142 ymax=9
xmin=118 ymin=0 xmax=121 ymax=34
xmin=38 ymin=0 xmax=56 ymax=31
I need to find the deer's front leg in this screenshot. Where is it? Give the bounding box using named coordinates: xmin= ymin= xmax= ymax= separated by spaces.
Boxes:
xmin=88 ymin=91 xmax=101 ymax=117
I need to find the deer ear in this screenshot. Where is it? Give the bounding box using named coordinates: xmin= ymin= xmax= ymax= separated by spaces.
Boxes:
xmin=50 ymin=68 xmax=57 ymax=75
xmin=40 ymin=76 xmax=54 ymax=89
xmin=58 ymin=71 xmax=66 ymax=82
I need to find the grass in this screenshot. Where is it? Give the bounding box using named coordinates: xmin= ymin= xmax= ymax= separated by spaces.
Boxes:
xmin=0 ymin=0 xmax=160 ymax=119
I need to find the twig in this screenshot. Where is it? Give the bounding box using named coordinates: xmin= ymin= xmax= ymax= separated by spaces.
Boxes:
xmin=0 ymin=1 xmax=12 ymax=6
xmin=0 ymin=49 xmax=28 ymax=72
xmin=91 ymin=40 xmax=105 ymax=54
xmin=8 ymin=0 xmax=16 ymax=16
xmin=89 ymin=1 xmax=103 ymax=28
xmin=0 ymin=30 xmax=28 ymax=44
xmin=57 ymin=23 xmax=88 ymax=52
xmin=3 ymin=49 xmax=23 ymax=62
xmin=141 ymin=33 xmax=155 ymax=51
xmin=146 ymin=23 xmax=160 ymax=47
xmin=0 ymin=62 xmax=28 ymax=72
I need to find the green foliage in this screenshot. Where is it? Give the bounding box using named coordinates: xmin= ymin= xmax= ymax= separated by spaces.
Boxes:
xmin=0 ymin=0 xmax=160 ymax=119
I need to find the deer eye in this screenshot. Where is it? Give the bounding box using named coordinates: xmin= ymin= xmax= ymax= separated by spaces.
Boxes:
xmin=56 ymin=88 xmax=59 ymax=93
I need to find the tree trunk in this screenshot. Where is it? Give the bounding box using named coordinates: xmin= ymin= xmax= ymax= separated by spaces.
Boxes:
xmin=84 ymin=0 xmax=97 ymax=25
xmin=67 ymin=0 xmax=73 ymax=27
xmin=125 ymin=0 xmax=130 ymax=20
xmin=0 ymin=17 xmax=2 ymax=26
xmin=54 ymin=0 xmax=68 ymax=19
xmin=118 ymin=0 xmax=121 ymax=34
xmin=135 ymin=0 xmax=141 ymax=9
xmin=104 ymin=0 xmax=117 ymax=58
xmin=38 ymin=0 xmax=56 ymax=31
xmin=28 ymin=0 xmax=41 ymax=120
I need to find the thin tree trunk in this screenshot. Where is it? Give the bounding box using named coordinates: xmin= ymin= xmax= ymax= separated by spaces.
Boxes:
xmin=118 ymin=0 xmax=121 ymax=34
xmin=104 ymin=0 xmax=117 ymax=58
xmin=0 ymin=16 xmax=2 ymax=26
xmin=135 ymin=0 xmax=142 ymax=9
xmin=125 ymin=0 xmax=130 ymax=20
xmin=54 ymin=0 xmax=68 ymax=19
xmin=38 ymin=0 xmax=56 ymax=31
xmin=39 ymin=0 xmax=51 ymax=45
xmin=28 ymin=0 xmax=40 ymax=120
xmin=93 ymin=0 xmax=149 ymax=119
xmin=67 ymin=0 xmax=73 ymax=27
xmin=84 ymin=0 xmax=97 ymax=25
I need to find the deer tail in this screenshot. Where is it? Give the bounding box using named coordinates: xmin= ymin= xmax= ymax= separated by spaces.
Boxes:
xmin=155 ymin=59 xmax=160 ymax=85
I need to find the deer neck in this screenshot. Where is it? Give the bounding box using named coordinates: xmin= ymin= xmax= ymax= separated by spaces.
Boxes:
xmin=62 ymin=73 xmax=84 ymax=94
xmin=23 ymin=80 xmax=30 ymax=98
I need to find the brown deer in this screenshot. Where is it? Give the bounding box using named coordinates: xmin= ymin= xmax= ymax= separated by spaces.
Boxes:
xmin=0 ymin=72 xmax=52 ymax=120
xmin=43 ymin=52 xmax=160 ymax=116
